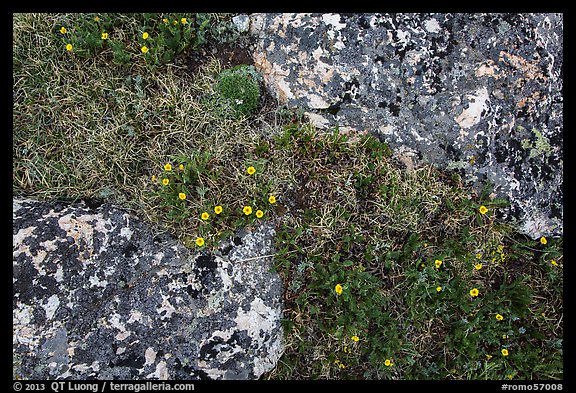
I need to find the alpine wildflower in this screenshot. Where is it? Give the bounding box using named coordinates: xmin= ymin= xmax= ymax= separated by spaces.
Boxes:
xmin=162 ymin=178 xmax=169 ymax=186
xmin=59 ymin=26 xmax=67 ymax=34
xmin=141 ymin=46 xmax=149 ymax=54
xmin=94 ymin=16 xmax=100 ymax=22
xmin=179 ymin=164 xmax=184 ymax=171
xmin=201 ymin=212 xmax=210 ymax=220
xmin=162 ymin=18 xmax=168 ymax=23
xmin=181 ymin=17 xmax=187 ymax=24
xmin=479 ymin=205 xmax=488 ymax=215
xmin=470 ymin=288 xmax=479 ymax=297
xmin=550 ymin=259 xmax=558 ymax=266
xmin=351 ymin=335 xmax=359 ymax=342
xmin=268 ymin=195 xmax=276 ymax=204
xmin=256 ymin=210 xmax=264 ymax=218
xmin=164 ymin=163 xmax=172 ymax=171
xmin=243 ymin=206 xmax=252 ymax=215
xmin=178 ymin=193 xmax=186 ymax=200
xmin=501 ymin=349 xmax=509 ymax=357
xmin=195 ymin=237 xmax=205 ymax=247
xmin=540 ymin=236 xmax=547 ymax=245
xmin=436 ymin=286 xmax=442 ymax=292
xmin=335 ymin=284 xmax=343 ymax=296
xmin=435 ymin=259 xmax=443 ymax=269
xmin=496 ymin=313 xmax=504 ymax=321
xmin=66 ymin=43 xmax=73 ymax=51
xmin=247 ymin=166 xmax=256 ymax=175
xmin=384 ymin=359 xmax=393 ymax=367
xmin=142 ymin=32 xmax=149 ymax=40
xmin=101 ymin=32 xmax=108 ymax=40
xmin=474 ymin=263 xmax=483 ymax=270
xmin=214 ymin=205 xmax=223 ymax=215
xmin=151 ymin=175 xmax=157 ymax=182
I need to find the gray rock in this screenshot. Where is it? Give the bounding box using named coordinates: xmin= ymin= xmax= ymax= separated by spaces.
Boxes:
xmin=248 ymin=13 xmax=563 ymax=239
xmin=13 ymin=198 xmax=284 ymax=380
xmin=232 ymin=14 xmax=250 ymax=33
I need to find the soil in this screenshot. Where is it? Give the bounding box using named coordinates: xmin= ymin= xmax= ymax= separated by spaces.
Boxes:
xmin=183 ymin=37 xmax=256 ymax=73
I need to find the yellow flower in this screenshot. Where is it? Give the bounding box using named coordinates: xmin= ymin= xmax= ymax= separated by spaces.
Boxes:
xmin=141 ymin=46 xmax=149 ymax=54
xmin=173 ymin=20 xmax=178 ymax=25
xmin=66 ymin=43 xmax=73 ymax=51
xmin=540 ymin=236 xmax=547 ymax=245
xmin=243 ymin=206 xmax=252 ymax=215
xmin=502 ymin=334 xmax=508 ymax=339
xmin=501 ymin=348 xmax=509 ymax=357
xmin=247 ymin=166 xmax=256 ymax=175
xmin=469 ymin=288 xmax=479 ymax=297
xmin=59 ymin=26 xmax=67 ymax=34
xmin=479 ymin=205 xmax=488 ymax=215
xmin=335 ymin=283 xmax=343 ymax=296
xmin=162 ymin=178 xmax=169 ymax=186
xmin=181 ymin=17 xmax=187 ymax=24
xmin=178 ymin=193 xmax=186 ymax=200
xmin=351 ymin=335 xmax=359 ymax=342
xmin=268 ymin=195 xmax=276 ymax=204
xmin=550 ymin=259 xmax=558 ymax=266
xmin=507 ymin=374 xmax=513 ymax=380
xmin=256 ymin=210 xmax=264 ymax=218
xmin=151 ymin=175 xmax=157 ymax=182
xmin=195 ymin=237 xmax=205 ymax=247
xmin=142 ymin=32 xmax=149 ymax=40
xmin=201 ymin=212 xmax=210 ymax=220
xmin=475 ymin=253 xmax=482 ymax=259
xmin=164 ymin=163 xmax=172 ymax=171
xmin=436 ymin=286 xmax=442 ymax=292
xmin=384 ymin=359 xmax=393 ymax=367
xmin=162 ymin=18 xmax=168 ymax=23
xmin=474 ymin=263 xmax=483 ymax=270
xmin=94 ymin=16 xmax=100 ymax=22
xmin=435 ymin=259 xmax=442 ymax=269
xmin=101 ymin=32 xmax=108 ymax=40
xmin=486 ymin=354 xmax=493 ymax=360
xmin=214 ymin=205 xmax=223 ymax=215
xmin=179 ymin=164 xmax=184 ymax=171
xmin=496 ymin=313 xmax=504 ymax=321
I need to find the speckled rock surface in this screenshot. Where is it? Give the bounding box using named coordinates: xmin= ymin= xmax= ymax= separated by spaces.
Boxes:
xmin=247 ymin=13 xmax=563 ymax=239
xmin=13 ymin=198 xmax=283 ymax=380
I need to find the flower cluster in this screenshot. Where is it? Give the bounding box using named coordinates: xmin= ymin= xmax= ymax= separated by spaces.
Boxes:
xmin=152 ymin=159 xmax=278 ymax=250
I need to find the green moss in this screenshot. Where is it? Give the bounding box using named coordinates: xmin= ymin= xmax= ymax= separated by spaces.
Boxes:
xmin=216 ymin=64 xmax=262 ymax=118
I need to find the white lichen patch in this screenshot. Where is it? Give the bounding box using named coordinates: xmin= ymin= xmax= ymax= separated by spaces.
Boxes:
xmin=146 ymin=360 xmax=169 ymax=380
xmin=144 ymin=347 xmax=157 ymax=366
xmin=42 ymin=294 xmax=60 ymax=320
xmin=424 ymin=18 xmax=442 ymax=33
xmin=455 ymin=86 xmax=490 ymax=129
xmin=235 ymin=297 xmax=279 ymax=341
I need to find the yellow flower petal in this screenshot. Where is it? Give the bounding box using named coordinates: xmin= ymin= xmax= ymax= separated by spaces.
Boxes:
xmin=335 ymin=283 xmax=343 ymax=295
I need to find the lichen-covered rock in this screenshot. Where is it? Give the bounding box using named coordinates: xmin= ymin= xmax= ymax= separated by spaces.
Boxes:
xmin=13 ymin=198 xmax=284 ymax=380
xmin=248 ymin=13 xmax=563 ymax=239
